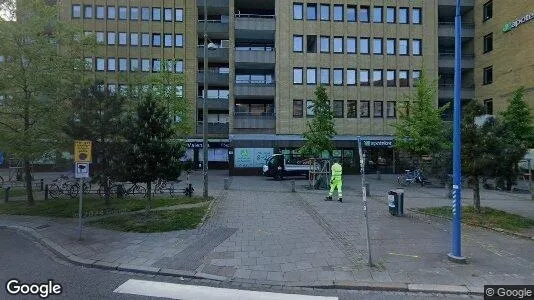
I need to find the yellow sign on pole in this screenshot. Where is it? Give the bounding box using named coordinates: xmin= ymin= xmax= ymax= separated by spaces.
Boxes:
xmin=74 ymin=140 xmax=92 ymax=163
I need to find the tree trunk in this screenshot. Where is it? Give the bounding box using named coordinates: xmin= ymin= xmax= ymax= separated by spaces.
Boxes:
xmin=104 ymin=177 xmax=110 ymax=205
xmin=472 ymin=175 xmax=481 ymax=213
xmin=146 ymin=181 xmax=152 ymax=213
xmin=24 ymin=159 xmax=34 ymax=205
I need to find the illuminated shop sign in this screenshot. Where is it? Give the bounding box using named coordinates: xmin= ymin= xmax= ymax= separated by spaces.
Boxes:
xmin=503 ymin=12 xmax=534 ymax=33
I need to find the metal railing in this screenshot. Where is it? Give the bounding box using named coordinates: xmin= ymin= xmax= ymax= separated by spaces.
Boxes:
xmin=197 ymin=19 xmax=228 ymax=23
xmin=438 ymin=22 xmax=475 ymax=28
xmin=235 ymin=13 xmax=275 ymax=19
xmin=235 ymin=80 xmax=275 ymax=84
xmin=235 ymin=46 xmax=275 ymax=51
xmin=439 ymin=53 xmax=475 ymax=58
xmin=234 ymin=112 xmax=275 ymax=117
xmin=439 ymin=83 xmax=475 ymax=88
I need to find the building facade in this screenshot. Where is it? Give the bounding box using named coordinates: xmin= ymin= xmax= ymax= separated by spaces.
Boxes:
xmin=57 ymin=0 xmax=533 ymax=175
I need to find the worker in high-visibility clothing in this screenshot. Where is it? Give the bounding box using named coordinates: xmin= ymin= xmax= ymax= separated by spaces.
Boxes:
xmin=325 ymin=160 xmax=343 ymax=202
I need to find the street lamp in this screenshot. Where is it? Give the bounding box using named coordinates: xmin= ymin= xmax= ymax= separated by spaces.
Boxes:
xmin=202 ymin=0 xmax=217 ymax=198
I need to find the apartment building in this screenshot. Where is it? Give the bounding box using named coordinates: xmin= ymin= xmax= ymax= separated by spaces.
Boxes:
xmin=58 ymin=0 xmax=533 ymax=175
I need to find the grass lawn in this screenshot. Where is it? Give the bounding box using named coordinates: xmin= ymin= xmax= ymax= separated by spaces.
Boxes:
xmin=87 ymin=207 xmax=207 ymax=232
xmin=0 ymin=196 xmax=208 ymax=218
xmin=419 ymin=206 xmax=534 ymax=232
xmin=2 ymin=188 xmax=29 ymax=197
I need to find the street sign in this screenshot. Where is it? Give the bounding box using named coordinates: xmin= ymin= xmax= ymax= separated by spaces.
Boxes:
xmin=74 ymin=140 xmax=92 ymax=163
xmin=75 ymin=163 xmax=89 ymax=178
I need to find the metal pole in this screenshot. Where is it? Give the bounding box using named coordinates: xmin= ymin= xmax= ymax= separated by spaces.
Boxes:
xmin=528 ymin=159 xmax=532 ymax=200
xmin=358 ymin=138 xmax=372 ymax=267
xmin=78 ymin=178 xmax=83 ymax=241
xmin=202 ymin=0 xmax=209 ymax=198
xmin=448 ymin=0 xmax=466 ymax=263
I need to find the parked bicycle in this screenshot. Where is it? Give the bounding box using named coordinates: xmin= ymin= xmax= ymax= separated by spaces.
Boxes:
xmin=397 ymin=169 xmax=425 ymax=187
xmin=49 ymin=175 xmax=78 ymax=199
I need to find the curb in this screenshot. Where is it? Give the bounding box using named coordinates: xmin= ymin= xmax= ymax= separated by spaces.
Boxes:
xmin=409 ymin=208 xmax=534 ymax=241
xmin=0 ymin=224 xmax=483 ymax=296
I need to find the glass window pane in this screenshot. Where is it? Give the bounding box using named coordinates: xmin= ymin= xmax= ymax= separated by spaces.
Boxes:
xmin=72 ymin=5 xmax=81 ymax=18
xmin=373 ymin=38 xmax=382 ymax=54
xmin=347 ymin=37 xmax=356 ymax=53
xmin=307 ymin=4 xmax=316 ymax=20
xmin=320 ymin=4 xmax=329 ymax=21
xmin=387 ymin=7 xmax=395 ymax=23
xmin=334 ymin=37 xmax=343 ymax=53
xmin=387 ymin=39 xmax=395 ymax=55
xmin=320 ymin=68 xmax=329 ymax=84
xmin=413 ymin=8 xmax=421 ymax=24
xmin=399 ymin=8 xmax=408 ymax=23
xmin=175 ymin=9 xmax=183 ymax=21
xmin=175 ymin=34 xmax=183 ymax=47
xmin=293 ymin=35 xmax=303 ymax=52
xmin=96 ymin=6 xmax=104 ymax=19
xmin=141 ymin=7 xmax=150 ymax=20
xmin=347 ymin=69 xmax=356 ymax=85
xmin=107 ymin=6 xmax=115 ymax=19
xmin=306 ymin=100 xmax=315 ymax=116
xmin=293 ymin=68 xmax=303 ymax=84
xmin=333 ymin=69 xmax=343 ymax=85
xmin=306 ymin=68 xmax=316 ymax=84
xmin=360 ymin=6 xmax=369 ymax=22
xmin=334 ymin=5 xmax=343 ymax=21
xmin=118 ymin=6 xmax=127 ymax=20
xmin=360 ymin=38 xmax=369 ymax=54
xmin=130 ymin=7 xmax=138 ymax=20
xmin=360 ymin=70 xmax=369 ymax=86
xmin=373 ymin=6 xmax=382 ymax=23
xmin=152 ymin=8 xmax=161 ymax=21
xmin=293 ymin=3 xmax=303 ymax=20
xmin=320 ymin=36 xmax=329 ymax=52
xmin=347 ymin=6 xmax=356 ymax=22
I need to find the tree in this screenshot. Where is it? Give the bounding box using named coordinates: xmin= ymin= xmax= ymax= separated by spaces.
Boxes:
xmin=64 ymin=84 xmax=127 ymax=204
xmin=393 ymin=73 xmax=451 ymax=168
xmin=299 ymin=86 xmax=336 ymax=158
xmin=0 ymin=0 xmax=88 ymax=205
xmin=121 ymin=95 xmax=186 ymax=212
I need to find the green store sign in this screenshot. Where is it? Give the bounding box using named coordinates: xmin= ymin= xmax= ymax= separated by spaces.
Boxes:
xmin=503 ymin=12 xmax=534 ymax=33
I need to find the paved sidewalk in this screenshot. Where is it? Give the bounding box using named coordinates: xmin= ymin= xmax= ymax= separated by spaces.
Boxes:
xmin=1 ymin=170 xmax=533 ymax=295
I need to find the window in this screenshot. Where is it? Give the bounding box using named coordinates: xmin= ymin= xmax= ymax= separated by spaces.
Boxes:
xmin=108 ymin=58 xmax=116 ymax=71
xmin=84 ymin=57 xmax=92 ymax=70
xmin=293 ymin=68 xmax=303 ymax=84
xmin=175 ymin=34 xmax=183 ymax=47
xmin=96 ymin=58 xmax=105 ymax=71
xmin=373 ymin=6 xmax=383 ymax=23
xmin=360 ymin=38 xmax=369 ymax=54
xmin=107 ymin=32 xmax=116 ymax=45
xmin=130 ymin=33 xmax=139 ymax=46
xmin=152 ymin=7 xmax=161 ymax=21
xmin=307 ymin=3 xmax=317 ymax=20
xmin=152 ymin=33 xmax=161 ymax=47
xmin=96 ymin=31 xmax=105 ymax=44
xmin=306 ymin=35 xmax=317 ymax=53
xmin=118 ymin=32 xmax=127 ymax=45
xmin=141 ymin=59 xmax=150 ymax=72
xmin=84 ymin=5 xmax=92 ymax=19
xmin=399 ymin=7 xmax=409 ymax=24
xmin=360 ymin=101 xmax=370 ymax=118
xmin=293 ymin=35 xmax=303 ymax=52
xmin=413 ymin=39 xmax=422 ymax=55
xmin=152 ymin=59 xmax=161 ymax=72
xmin=320 ymin=4 xmax=330 ymax=21
xmin=175 ymin=60 xmax=184 ymax=73
xmin=108 ymin=84 xmax=117 ymax=94
xmin=118 ymin=6 xmax=127 ymax=20
xmin=96 ymin=6 xmax=104 ymax=19
xmin=387 ymin=101 xmax=396 ymax=118
xmin=164 ymin=34 xmax=172 ymax=47
xmin=175 ymin=9 xmax=183 ymax=21
xmin=293 ymin=3 xmax=303 ymax=20
xmin=413 ymin=70 xmax=421 ymax=85
xmin=141 ymin=7 xmax=150 ymax=21
xmin=72 ymin=5 xmax=81 ymax=18
xmin=387 ymin=70 xmax=396 ymax=87
xmin=307 ymin=68 xmax=317 ymax=85
xmin=374 ymin=101 xmax=383 ymax=118
xmin=333 ymin=100 xmax=344 ymax=118
xmin=165 ymin=59 xmax=174 ymax=72
xmin=399 ymin=39 xmax=409 ymax=55
xmin=399 ymin=70 xmax=409 ymax=87
xmin=360 ymin=6 xmax=369 ymax=22
xmin=320 ymin=36 xmax=330 ymax=53
xmin=130 ymin=59 xmax=139 ymax=72
xmin=347 ymin=5 xmax=356 ymax=22
xmin=386 ymin=38 xmax=395 ymax=55
xmin=483 ymin=1 xmax=492 ymax=21
xmin=107 ymin=6 xmax=115 ymax=19
xmin=484 ymin=33 xmax=493 ymax=53
xmin=164 ymin=8 xmax=172 ymax=21
xmin=306 ymin=100 xmax=315 ymax=117
xmin=373 ymin=69 xmax=383 ymax=86
xmin=360 ymin=69 xmax=370 ymax=86
xmin=483 ymin=66 xmax=493 ymax=85
xmin=334 ymin=5 xmax=343 ymax=21
xmin=386 ymin=7 xmax=395 ymax=23
xmin=333 ymin=69 xmax=343 ymax=85
xmin=320 ymin=68 xmax=330 ymax=85
xmin=141 ymin=33 xmax=150 ymax=46
xmin=484 ymin=99 xmax=493 ymax=114
xmin=347 ymin=101 xmax=357 ymax=118
xmin=347 ymin=69 xmax=356 ymax=85
xmin=130 ymin=7 xmax=139 ymax=20
xmin=333 ymin=37 xmax=343 ymax=53
xmin=413 ymin=8 xmax=422 ymax=24
xmin=119 ymin=58 xmax=127 ymax=72
xmin=373 ymin=38 xmax=382 ymax=54
xmin=347 ymin=37 xmax=356 ymax=54
xmin=293 ymin=100 xmax=303 ymax=117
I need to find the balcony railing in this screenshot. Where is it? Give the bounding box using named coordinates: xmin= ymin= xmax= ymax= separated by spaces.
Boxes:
xmin=235 ymin=13 xmax=275 ymax=19
xmin=438 ymin=53 xmax=474 ymax=58
xmin=235 ymin=46 xmax=274 ymax=51
xmin=233 ymin=113 xmax=276 ymax=129
xmin=196 ymin=122 xmax=229 ymax=134
xmin=438 ymin=22 xmax=475 ymax=28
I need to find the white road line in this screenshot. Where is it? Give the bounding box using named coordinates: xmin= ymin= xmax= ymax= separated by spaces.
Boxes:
xmin=114 ymin=279 xmax=338 ymax=300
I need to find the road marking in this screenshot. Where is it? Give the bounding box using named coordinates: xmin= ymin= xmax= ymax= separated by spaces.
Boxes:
xmin=388 ymin=252 xmax=420 ymax=258
xmin=114 ymin=279 xmax=338 ymax=300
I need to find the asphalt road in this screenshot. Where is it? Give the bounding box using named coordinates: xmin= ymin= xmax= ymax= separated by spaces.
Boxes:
xmin=0 ymin=229 xmax=476 ymax=300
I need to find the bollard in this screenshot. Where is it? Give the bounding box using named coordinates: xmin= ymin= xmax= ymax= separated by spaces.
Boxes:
xmin=40 ymin=179 xmax=44 ymax=191
xmin=44 ymin=184 xmax=49 ymax=201
xmin=291 ymin=180 xmax=296 ymax=192
xmin=224 ymin=178 xmax=230 ymax=190
xmin=377 ymin=170 xmax=381 ymax=180
xmin=365 ymin=182 xmax=370 ymax=197
xmin=4 ymin=187 xmax=10 ymax=203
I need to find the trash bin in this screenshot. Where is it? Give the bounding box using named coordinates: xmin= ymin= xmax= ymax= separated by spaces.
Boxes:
xmin=388 ymin=188 xmax=405 ymax=216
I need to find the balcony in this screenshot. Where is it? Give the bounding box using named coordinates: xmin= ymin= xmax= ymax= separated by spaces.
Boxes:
xmin=438 ymin=53 xmax=474 ymax=69
xmin=234 ymin=82 xmax=275 ymax=99
xmin=197 ymin=20 xmax=229 ymax=40
xmin=197 ymin=70 xmax=229 ymax=86
xmin=235 ymin=47 xmax=275 ymax=69
xmin=233 ymin=113 xmax=275 ymax=129
xmin=235 ymin=14 xmax=275 ymax=40
xmin=197 ymin=46 xmax=229 ymax=63
xmin=196 ymin=122 xmax=229 ymax=135
xmin=438 ymin=84 xmax=475 ymax=99
xmin=196 ymin=97 xmax=229 ymax=110
xmin=196 ymin=0 xmax=229 ymax=15
xmin=438 ymin=22 xmax=475 ymax=38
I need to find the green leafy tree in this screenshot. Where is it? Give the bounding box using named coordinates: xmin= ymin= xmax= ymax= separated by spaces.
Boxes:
xmin=299 ymin=86 xmax=336 ymax=158
xmin=0 ymin=0 xmax=88 ymax=204
xmin=393 ymin=73 xmax=451 ymax=168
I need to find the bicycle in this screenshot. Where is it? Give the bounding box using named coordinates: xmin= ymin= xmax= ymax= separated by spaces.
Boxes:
xmin=397 ymin=169 xmax=425 ymax=187
xmin=49 ymin=175 xmax=78 ymax=199
xmin=123 ymin=182 xmax=147 ymax=197
xmin=68 ymin=180 xmax=92 ymax=198
xmin=152 ymin=179 xmax=167 ymax=195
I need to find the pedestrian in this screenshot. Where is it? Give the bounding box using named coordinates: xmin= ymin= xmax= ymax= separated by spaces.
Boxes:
xmin=325 ymin=159 xmax=343 ymax=202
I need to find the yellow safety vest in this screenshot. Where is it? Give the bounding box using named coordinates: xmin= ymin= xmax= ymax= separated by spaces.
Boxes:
xmin=331 ymin=163 xmax=342 ymax=180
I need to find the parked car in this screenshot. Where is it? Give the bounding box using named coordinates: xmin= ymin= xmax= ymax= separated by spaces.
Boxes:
xmin=262 ymin=154 xmax=315 ymax=180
